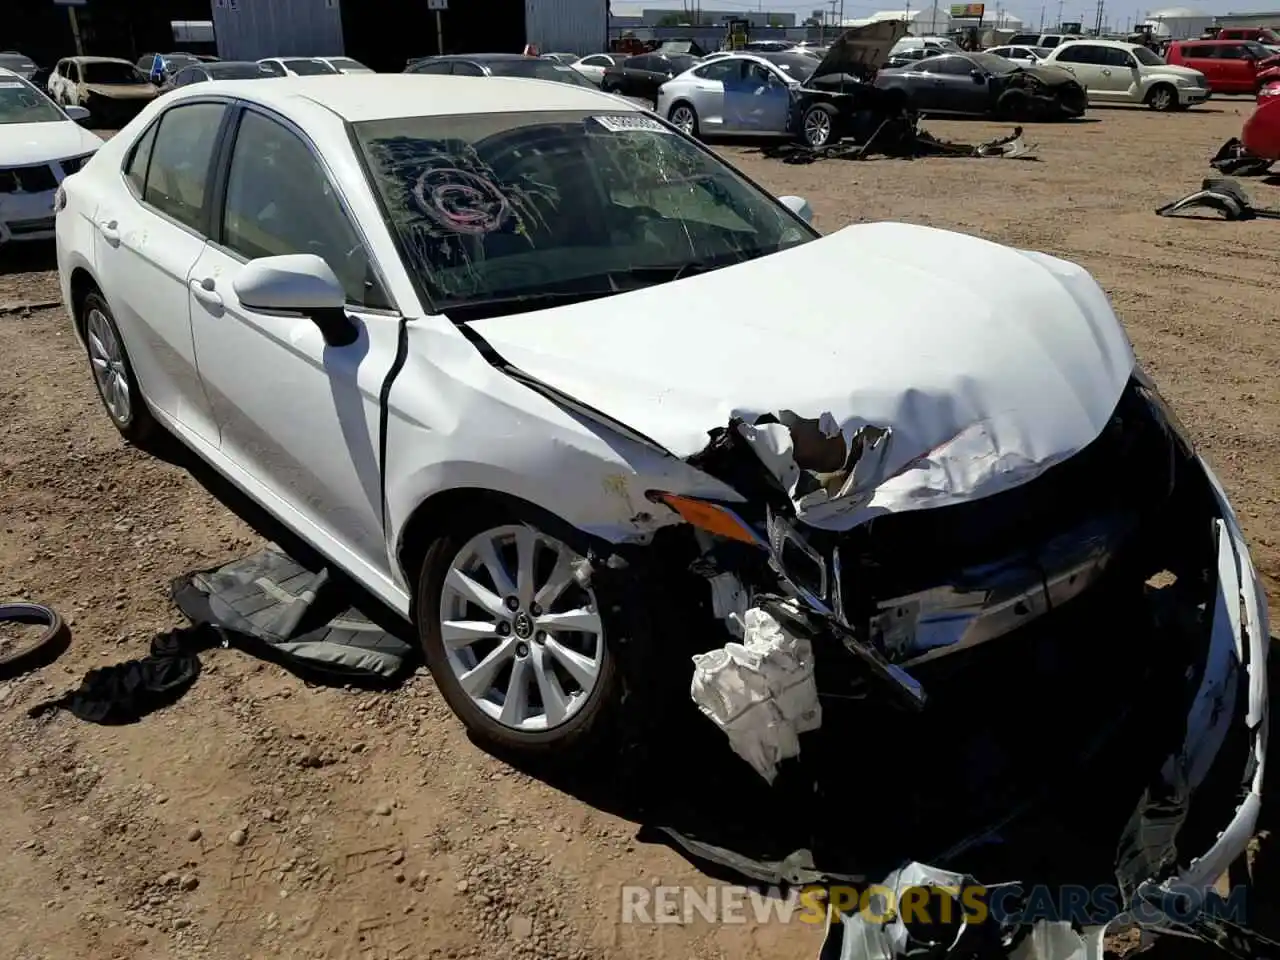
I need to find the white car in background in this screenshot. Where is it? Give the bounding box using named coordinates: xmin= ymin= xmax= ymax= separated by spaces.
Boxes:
xmin=570 ymin=52 xmax=626 ymax=85
xmin=315 ymin=56 xmax=375 ymax=74
xmin=257 ymin=56 xmax=341 ymax=77
xmin=0 ymin=68 xmax=100 ymax=246
xmin=986 ymin=44 xmax=1055 ymax=65
xmin=52 ymin=82 xmax=1269 ymax=949
xmin=1040 ymin=39 xmax=1209 ymax=110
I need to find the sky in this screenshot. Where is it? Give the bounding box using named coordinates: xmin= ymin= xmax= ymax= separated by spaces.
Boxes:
xmin=611 ymin=0 xmax=1280 ymax=34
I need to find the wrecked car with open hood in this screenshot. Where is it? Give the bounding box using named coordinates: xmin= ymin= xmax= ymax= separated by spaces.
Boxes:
xmin=875 ymin=50 xmax=1088 ymax=121
xmin=783 ymin=21 xmax=917 ymax=147
xmin=59 ymin=74 xmax=1268 ymax=958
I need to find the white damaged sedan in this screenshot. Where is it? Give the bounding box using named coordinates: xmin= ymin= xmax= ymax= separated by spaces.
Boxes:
xmin=55 ymin=74 xmax=1267 ymax=951
xmin=0 ymin=67 xmax=100 ymax=246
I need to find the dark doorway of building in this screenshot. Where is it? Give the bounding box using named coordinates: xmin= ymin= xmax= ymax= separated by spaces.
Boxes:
xmin=341 ymin=0 xmax=527 ymax=73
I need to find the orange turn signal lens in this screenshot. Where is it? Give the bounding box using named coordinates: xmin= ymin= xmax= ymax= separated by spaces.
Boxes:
xmin=650 ymin=493 xmax=761 ymax=546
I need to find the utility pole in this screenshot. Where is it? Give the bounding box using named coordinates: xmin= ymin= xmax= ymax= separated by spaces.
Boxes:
xmin=931 ymin=0 xmax=939 ymax=35
xmin=1055 ymin=0 xmax=1063 ymax=28
xmin=1093 ymin=0 xmax=1103 ymax=35
xmin=1039 ymin=3 xmax=1045 ymax=29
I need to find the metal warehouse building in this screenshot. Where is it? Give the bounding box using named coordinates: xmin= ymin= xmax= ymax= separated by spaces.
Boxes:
xmin=212 ymin=0 xmax=610 ymax=71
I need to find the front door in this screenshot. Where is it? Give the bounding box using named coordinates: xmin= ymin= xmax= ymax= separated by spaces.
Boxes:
xmin=726 ymin=61 xmax=791 ymax=132
xmin=188 ymin=106 xmax=399 ymax=574
xmin=92 ymin=101 xmax=225 ymax=444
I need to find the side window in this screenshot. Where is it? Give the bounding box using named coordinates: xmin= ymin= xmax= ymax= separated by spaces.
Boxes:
xmin=452 ymin=61 xmax=485 ymax=76
xmin=582 ymin=55 xmax=608 ymax=67
xmin=932 ymin=56 xmax=975 ymax=75
xmin=694 ymin=60 xmax=735 ymax=81
xmin=1223 ymin=44 xmax=1249 ymax=59
xmin=1053 ymin=44 xmax=1087 ymax=63
xmin=259 ymin=60 xmax=286 ymax=76
xmin=1103 ymin=47 xmax=1135 ymax=67
xmin=143 ymin=102 xmax=226 ymax=232
xmin=221 ymin=110 xmax=386 ymax=309
xmin=70 ymin=62 xmax=81 ymax=82
xmin=627 ymin=56 xmax=652 ymax=71
xmin=745 ymin=62 xmax=774 ymax=84
xmin=412 ymin=60 xmax=453 ymax=75
xmin=124 ymin=121 xmax=159 ymax=196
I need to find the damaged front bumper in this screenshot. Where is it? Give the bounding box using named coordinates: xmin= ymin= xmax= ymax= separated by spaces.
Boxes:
xmin=667 ymin=373 xmax=1269 ymax=952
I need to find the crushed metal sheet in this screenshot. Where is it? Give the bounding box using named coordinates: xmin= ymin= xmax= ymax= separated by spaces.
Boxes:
xmin=653 ymin=828 xmax=864 ymax=886
xmin=690 ymin=602 xmax=822 ymax=783
xmin=760 ymin=125 xmax=1038 ymax=164
xmin=589 ymin=114 xmax=671 ymax=134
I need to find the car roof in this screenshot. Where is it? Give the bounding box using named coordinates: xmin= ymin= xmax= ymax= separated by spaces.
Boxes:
xmin=69 ymin=56 xmax=133 ymax=64
xmin=433 ymin=53 xmax=535 ymax=62
xmin=1174 ymin=38 xmax=1244 ymax=45
xmin=170 ymin=74 xmax=641 ymax=122
xmin=1058 ymin=38 xmax=1136 ymax=48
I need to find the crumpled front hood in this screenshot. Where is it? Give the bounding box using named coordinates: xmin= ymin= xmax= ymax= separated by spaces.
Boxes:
xmin=84 ymin=83 xmax=158 ymax=100
xmin=466 ymin=222 xmax=1135 ymax=526
xmin=0 ymin=121 xmax=103 ymax=167
xmin=811 ymin=21 xmax=909 ymax=80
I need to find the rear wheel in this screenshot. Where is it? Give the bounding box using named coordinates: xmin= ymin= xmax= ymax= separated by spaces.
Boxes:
xmin=668 ymin=102 xmax=699 ymax=137
xmin=1146 ymin=83 xmax=1178 ymax=111
xmin=416 ymin=514 xmax=624 ymax=763
xmin=81 ymin=292 xmax=157 ymax=445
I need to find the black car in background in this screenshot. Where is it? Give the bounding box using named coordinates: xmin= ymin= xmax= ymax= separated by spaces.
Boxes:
xmin=134 ymin=52 xmax=202 ymax=83
xmin=601 ymin=53 xmax=699 ymax=102
xmin=874 ymin=51 xmax=1087 ymax=120
xmin=405 ymin=52 xmax=597 ymax=87
xmin=160 ymin=60 xmax=276 ymax=92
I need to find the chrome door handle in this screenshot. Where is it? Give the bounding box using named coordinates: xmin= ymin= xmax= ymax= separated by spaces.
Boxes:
xmin=189 ymin=276 xmax=223 ymax=308
xmin=96 ymin=219 xmax=120 ymax=245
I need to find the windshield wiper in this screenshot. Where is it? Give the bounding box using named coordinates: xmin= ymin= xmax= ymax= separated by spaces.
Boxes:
xmin=441 ymin=287 xmax=616 ymax=322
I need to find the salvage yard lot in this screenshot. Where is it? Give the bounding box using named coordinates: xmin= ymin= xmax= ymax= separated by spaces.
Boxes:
xmin=0 ymin=102 xmax=1276 ymax=960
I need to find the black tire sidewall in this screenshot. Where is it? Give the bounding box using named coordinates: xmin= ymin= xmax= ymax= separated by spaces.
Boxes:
xmin=82 ymin=292 xmax=155 ymax=444
xmin=415 ymin=515 xmax=623 ymax=760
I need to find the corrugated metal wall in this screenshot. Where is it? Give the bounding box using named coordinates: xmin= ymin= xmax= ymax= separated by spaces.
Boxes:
xmin=212 ymin=0 xmax=346 ymax=61
xmin=524 ymin=0 xmax=608 ymax=54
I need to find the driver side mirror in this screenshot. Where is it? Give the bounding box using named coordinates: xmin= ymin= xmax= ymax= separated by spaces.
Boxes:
xmin=232 ymin=254 xmax=359 ymax=348
xmin=64 ymin=104 xmax=90 ymax=122
xmin=971 ymin=69 xmax=986 ymax=82
xmin=778 ymin=194 xmax=813 ymax=224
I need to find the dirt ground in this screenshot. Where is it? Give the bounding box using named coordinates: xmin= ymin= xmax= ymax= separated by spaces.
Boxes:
xmin=1 ymin=100 xmax=1277 ymax=960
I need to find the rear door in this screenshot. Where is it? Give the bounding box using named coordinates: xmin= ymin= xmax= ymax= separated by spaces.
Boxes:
xmin=1177 ymin=43 xmax=1217 ymax=87
xmin=687 ymin=58 xmax=734 ymax=131
xmin=1217 ymin=44 xmax=1254 ymax=92
xmin=1097 ymin=45 xmax=1141 ymax=97
xmin=91 ymin=101 xmax=227 ymax=444
xmin=1050 ymin=43 xmax=1109 ymax=98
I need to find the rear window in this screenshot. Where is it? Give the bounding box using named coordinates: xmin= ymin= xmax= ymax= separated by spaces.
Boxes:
xmin=485 ymin=59 xmax=596 ymax=87
xmin=282 ymin=58 xmax=338 ymax=75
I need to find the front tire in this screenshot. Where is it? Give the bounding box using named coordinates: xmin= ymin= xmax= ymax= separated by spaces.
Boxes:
xmin=801 ymin=103 xmax=838 ymax=147
xmin=416 ymin=514 xmax=623 ymax=763
xmin=81 ymin=292 xmax=157 ymax=446
xmin=1147 ymin=83 xmax=1178 ymax=111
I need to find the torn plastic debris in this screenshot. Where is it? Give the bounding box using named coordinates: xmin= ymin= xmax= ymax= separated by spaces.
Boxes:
xmin=736 ymin=412 xmax=893 ymax=519
xmin=690 ymin=602 xmax=822 ymax=783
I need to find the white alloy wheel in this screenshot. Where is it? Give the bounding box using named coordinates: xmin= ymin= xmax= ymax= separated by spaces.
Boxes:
xmin=86 ymin=306 xmax=132 ymax=425
xmin=670 ymin=104 xmax=697 ymax=135
xmin=438 ymin=524 xmax=605 ymax=732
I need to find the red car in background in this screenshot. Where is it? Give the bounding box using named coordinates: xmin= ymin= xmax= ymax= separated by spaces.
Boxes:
xmin=1243 ymin=93 xmax=1280 ymax=162
xmin=1167 ymin=38 xmax=1280 ymax=93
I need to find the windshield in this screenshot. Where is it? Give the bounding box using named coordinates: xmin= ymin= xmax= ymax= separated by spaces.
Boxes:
xmin=283 ymin=58 xmax=339 ymax=75
xmin=1133 ymin=46 xmax=1165 ymax=65
xmin=762 ymin=52 xmax=817 ymax=80
xmin=969 ymin=52 xmax=1020 ymax=73
xmin=208 ymin=62 xmax=275 ymax=79
xmin=0 ymin=78 xmax=65 ymax=124
xmin=354 ymin=110 xmax=813 ymax=312
xmin=665 ymin=54 xmax=698 ymax=73
xmin=82 ymin=61 xmax=146 ymax=84
xmin=1243 ymin=41 xmax=1273 ymax=58
xmin=487 ymin=59 xmax=596 ymax=86
xmin=165 ymin=55 xmax=199 ymax=70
